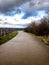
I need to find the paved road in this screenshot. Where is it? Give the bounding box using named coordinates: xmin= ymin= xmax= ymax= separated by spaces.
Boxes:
xmin=0 ymin=31 xmax=49 ymax=65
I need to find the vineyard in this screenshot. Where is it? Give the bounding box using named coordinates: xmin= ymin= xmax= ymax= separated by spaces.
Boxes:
xmin=0 ymin=28 xmax=17 ymax=37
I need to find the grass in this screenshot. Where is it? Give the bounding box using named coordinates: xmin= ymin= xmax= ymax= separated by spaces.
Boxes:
xmin=34 ymin=35 xmax=49 ymax=45
xmin=0 ymin=31 xmax=18 ymax=45
xmin=36 ymin=36 xmax=49 ymax=45
xmin=27 ymin=32 xmax=49 ymax=45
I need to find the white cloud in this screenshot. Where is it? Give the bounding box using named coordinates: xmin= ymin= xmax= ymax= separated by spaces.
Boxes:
xmin=0 ymin=10 xmax=48 ymax=28
xmin=0 ymin=13 xmax=31 ymax=28
xmin=27 ymin=10 xmax=48 ymax=21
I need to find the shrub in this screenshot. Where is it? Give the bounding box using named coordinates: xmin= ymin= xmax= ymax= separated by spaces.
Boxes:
xmin=24 ymin=20 xmax=49 ymax=36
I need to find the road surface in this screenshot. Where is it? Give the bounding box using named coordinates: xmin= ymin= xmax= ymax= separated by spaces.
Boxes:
xmin=0 ymin=31 xmax=49 ymax=65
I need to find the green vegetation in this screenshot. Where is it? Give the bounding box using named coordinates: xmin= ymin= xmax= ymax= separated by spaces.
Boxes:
xmin=0 ymin=31 xmax=18 ymax=45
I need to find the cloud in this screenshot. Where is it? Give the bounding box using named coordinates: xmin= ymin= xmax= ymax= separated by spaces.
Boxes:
xmin=24 ymin=10 xmax=48 ymax=22
xmin=19 ymin=0 xmax=49 ymax=19
xmin=22 ymin=10 xmax=48 ymax=19
xmin=0 ymin=0 xmax=48 ymax=19
xmin=0 ymin=10 xmax=49 ymax=28
xmin=20 ymin=0 xmax=49 ymax=13
xmin=0 ymin=0 xmax=29 ymax=13
xmin=0 ymin=0 xmax=49 ymax=28
xmin=5 ymin=8 xmax=21 ymax=16
xmin=0 ymin=12 xmax=30 ymax=25
xmin=0 ymin=0 xmax=49 ymax=14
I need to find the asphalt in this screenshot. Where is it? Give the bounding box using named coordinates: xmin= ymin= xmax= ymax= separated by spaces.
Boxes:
xmin=0 ymin=31 xmax=49 ymax=65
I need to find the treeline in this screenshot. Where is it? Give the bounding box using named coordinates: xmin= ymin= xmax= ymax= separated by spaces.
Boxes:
xmin=24 ymin=18 xmax=49 ymax=37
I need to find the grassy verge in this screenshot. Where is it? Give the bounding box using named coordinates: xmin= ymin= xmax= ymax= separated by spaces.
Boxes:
xmin=36 ymin=36 xmax=49 ymax=45
xmin=0 ymin=31 xmax=18 ymax=45
xmin=27 ymin=32 xmax=49 ymax=45
xmin=32 ymin=34 xmax=49 ymax=45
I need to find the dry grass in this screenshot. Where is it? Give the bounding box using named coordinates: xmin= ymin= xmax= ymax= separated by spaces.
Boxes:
xmin=29 ymin=33 xmax=49 ymax=45
xmin=36 ymin=36 xmax=49 ymax=45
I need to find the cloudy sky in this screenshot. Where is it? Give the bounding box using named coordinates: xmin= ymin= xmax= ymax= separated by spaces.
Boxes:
xmin=0 ymin=0 xmax=49 ymax=28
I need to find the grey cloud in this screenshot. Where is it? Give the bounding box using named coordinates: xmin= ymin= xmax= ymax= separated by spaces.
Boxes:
xmin=0 ymin=0 xmax=49 ymax=14
xmin=0 ymin=0 xmax=29 ymax=13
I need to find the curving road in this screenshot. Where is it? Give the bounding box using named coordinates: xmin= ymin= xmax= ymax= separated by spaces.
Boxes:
xmin=0 ymin=31 xmax=49 ymax=65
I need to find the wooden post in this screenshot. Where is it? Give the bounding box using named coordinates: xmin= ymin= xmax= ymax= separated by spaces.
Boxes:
xmin=4 ymin=28 xmax=6 ymax=36
xmin=1 ymin=29 xmax=2 ymax=36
